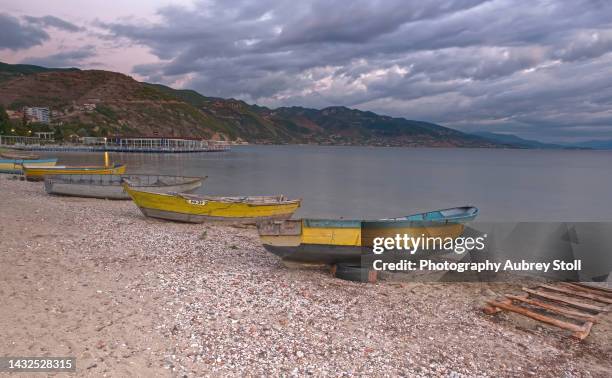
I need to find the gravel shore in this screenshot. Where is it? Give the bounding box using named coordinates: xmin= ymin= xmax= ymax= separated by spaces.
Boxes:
xmin=0 ymin=176 xmax=610 ymax=376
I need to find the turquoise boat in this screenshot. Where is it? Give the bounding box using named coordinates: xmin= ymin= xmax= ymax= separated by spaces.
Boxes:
xmin=303 ymin=206 xmax=479 ymax=229
xmin=373 ymin=206 xmax=479 ymax=227
xmin=0 ymin=158 xmax=59 ymax=174
xmin=258 ymin=206 xmax=479 ymax=263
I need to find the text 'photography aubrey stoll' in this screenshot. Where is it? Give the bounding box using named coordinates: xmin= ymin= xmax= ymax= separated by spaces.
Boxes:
xmin=362 ymin=222 xmax=612 ymax=282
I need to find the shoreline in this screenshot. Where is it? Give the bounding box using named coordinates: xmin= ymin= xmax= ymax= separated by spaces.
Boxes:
xmin=0 ymin=176 xmax=610 ymax=376
xmin=4 ymin=143 xmax=606 ymax=152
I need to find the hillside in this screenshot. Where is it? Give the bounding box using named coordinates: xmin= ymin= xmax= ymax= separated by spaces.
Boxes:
xmin=0 ymin=62 xmax=504 ymax=147
xmin=0 ymin=62 xmax=79 ymax=83
xmin=472 ymin=131 xmax=566 ymax=149
xmin=569 ymin=139 xmax=612 ymax=150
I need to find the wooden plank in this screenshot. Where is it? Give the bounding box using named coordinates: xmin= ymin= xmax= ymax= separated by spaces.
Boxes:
xmin=506 ymin=294 xmax=598 ymax=323
xmin=522 ymin=288 xmax=607 ymax=313
xmin=483 ymin=304 xmax=502 ymax=315
xmin=540 ymin=284 xmax=612 ymax=304
xmin=572 ymin=282 xmax=612 ymax=295
xmin=573 ymin=321 xmax=593 ymax=341
xmin=561 ymin=282 xmax=612 ymax=299
xmin=482 ymin=298 xmax=512 ymax=315
xmin=486 ymin=300 xmax=587 ymax=333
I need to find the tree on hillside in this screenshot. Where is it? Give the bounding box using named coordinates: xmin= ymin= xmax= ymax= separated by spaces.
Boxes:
xmin=0 ymin=105 xmax=10 ymax=135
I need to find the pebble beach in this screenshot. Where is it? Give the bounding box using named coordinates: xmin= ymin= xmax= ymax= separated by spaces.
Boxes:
xmin=1 ymin=176 xmax=610 ymax=376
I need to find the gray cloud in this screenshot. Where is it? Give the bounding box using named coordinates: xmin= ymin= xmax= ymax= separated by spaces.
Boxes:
xmin=23 ymin=15 xmax=83 ymax=33
xmin=21 ymin=45 xmax=96 ymax=68
xmin=86 ymin=1 xmax=612 ymax=141
xmin=0 ymin=13 xmax=84 ymax=52
xmin=0 ymin=13 xmax=49 ymax=50
xmin=271 ymin=0 xmax=487 ymax=46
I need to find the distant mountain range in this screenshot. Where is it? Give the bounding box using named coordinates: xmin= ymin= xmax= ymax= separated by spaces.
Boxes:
xmin=0 ymin=62 xmax=507 ymax=147
xmin=568 ymin=140 xmax=612 ymax=150
xmin=471 ymin=132 xmax=567 ymax=149
xmin=473 ymin=131 xmax=612 ymax=150
xmin=0 ymin=62 xmax=608 ymax=149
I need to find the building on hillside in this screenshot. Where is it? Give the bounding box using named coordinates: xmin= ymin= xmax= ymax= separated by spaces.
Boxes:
xmin=80 ymin=137 xmax=107 ymax=145
xmin=24 ymin=107 xmax=50 ymax=124
xmin=73 ymin=103 xmax=97 ymax=112
xmin=34 ymin=132 xmax=54 ymax=140
xmin=6 ymin=110 xmax=23 ymax=120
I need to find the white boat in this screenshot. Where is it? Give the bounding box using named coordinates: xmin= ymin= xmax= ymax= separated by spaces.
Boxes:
xmin=44 ymin=174 xmax=205 ymax=200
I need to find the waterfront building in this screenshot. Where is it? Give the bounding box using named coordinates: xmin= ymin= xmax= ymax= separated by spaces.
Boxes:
xmin=24 ymin=107 xmax=50 ymax=124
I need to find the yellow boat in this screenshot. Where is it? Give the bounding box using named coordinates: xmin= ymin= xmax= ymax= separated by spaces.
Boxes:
xmin=123 ymin=183 xmax=301 ymax=223
xmin=258 ymin=207 xmax=478 ymax=263
xmin=0 ymin=158 xmax=58 ymax=174
xmin=23 ymin=163 xmax=127 ymax=181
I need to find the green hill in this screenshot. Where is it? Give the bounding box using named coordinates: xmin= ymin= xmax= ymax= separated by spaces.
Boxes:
xmin=0 ymin=62 xmax=79 ymax=83
xmin=0 ymin=61 xmax=505 ymax=147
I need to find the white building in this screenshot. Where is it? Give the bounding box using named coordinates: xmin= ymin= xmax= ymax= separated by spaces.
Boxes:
xmin=34 ymin=132 xmax=54 ymax=140
xmin=24 ymin=107 xmax=50 ymax=124
xmin=80 ymin=137 xmax=107 ymax=145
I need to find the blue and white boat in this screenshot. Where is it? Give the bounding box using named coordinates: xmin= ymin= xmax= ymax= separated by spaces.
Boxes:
xmin=0 ymin=158 xmax=58 ymax=174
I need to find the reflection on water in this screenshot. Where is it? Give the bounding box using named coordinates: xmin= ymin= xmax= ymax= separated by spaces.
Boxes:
xmin=41 ymin=145 xmax=612 ymax=221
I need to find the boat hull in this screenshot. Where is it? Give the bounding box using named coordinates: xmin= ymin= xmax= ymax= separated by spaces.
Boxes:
xmin=259 ymin=214 xmax=470 ymax=264
xmin=125 ymin=186 xmax=301 ymax=224
xmin=1 ymin=151 xmax=39 ymax=160
xmin=0 ymin=158 xmax=58 ymax=174
xmin=44 ymin=174 xmax=203 ymax=200
xmin=361 ymin=222 xmax=465 ymax=246
xmin=23 ymin=164 xmax=127 ymax=181
xmin=260 ymin=227 xmax=465 ymax=264
xmin=140 ymin=207 xmax=295 ymax=224
xmin=263 ymin=243 xmax=363 ymax=264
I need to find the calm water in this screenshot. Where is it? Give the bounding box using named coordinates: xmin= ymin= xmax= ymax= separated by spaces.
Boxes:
xmin=45 ymin=145 xmax=612 ymax=221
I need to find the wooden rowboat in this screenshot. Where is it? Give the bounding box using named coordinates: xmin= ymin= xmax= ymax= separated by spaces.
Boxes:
xmin=0 ymin=158 xmax=58 ymax=174
xmin=23 ymin=163 xmax=127 ymax=181
xmin=381 ymin=206 xmax=479 ymax=223
xmin=44 ymin=174 xmax=205 ymax=200
xmin=258 ymin=206 xmax=478 ymax=263
xmin=1 ymin=151 xmax=40 ymax=160
xmin=123 ymin=183 xmax=301 ymax=223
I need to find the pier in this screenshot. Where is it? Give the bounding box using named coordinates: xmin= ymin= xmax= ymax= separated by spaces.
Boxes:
xmin=0 ymin=136 xmax=230 ymax=153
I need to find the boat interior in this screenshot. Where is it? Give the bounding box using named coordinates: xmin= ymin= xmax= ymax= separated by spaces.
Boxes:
xmin=50 ymin=174 xmax=204 ymax=186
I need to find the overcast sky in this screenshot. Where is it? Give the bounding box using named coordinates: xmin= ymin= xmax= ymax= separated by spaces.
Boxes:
xmin=1 ymin=0 xmax=612 ymax=142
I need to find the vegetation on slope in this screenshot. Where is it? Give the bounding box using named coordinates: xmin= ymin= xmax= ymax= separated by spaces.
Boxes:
xmin=0 ymin=62 xmax=504 ymax=147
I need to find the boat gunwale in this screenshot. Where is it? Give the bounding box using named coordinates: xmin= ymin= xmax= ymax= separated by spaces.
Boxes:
xmin=23 ymin=163 xmax=126 ymax=171
xmin=123 ymin=182 xmax=301 ymax=206
xmin=0 ymin=158 xmax=59 ymax=174
xmin=259 ymin=205 xmax=479 ymax=233
xmin=45 ymin=174 xmax=206 ymax=187
xmin=0 ymin=158 xmax=58 ymax=164
xmin=0 ymin=151 xmax=40 ymax=160
xmin=380 ymin=205 xmax=479 ymax=223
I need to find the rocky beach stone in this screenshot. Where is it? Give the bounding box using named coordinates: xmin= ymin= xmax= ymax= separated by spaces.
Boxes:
xmin=0 ymin=176 xmax=610 ymax=376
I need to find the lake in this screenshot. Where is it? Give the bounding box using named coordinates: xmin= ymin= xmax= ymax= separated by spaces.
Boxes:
xmin=46 ymin=145 xmax=612 ymax=221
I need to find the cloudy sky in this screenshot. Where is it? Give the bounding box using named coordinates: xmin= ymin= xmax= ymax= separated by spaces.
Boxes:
xmin=1 ymin=0 xmax=612 ymax=142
